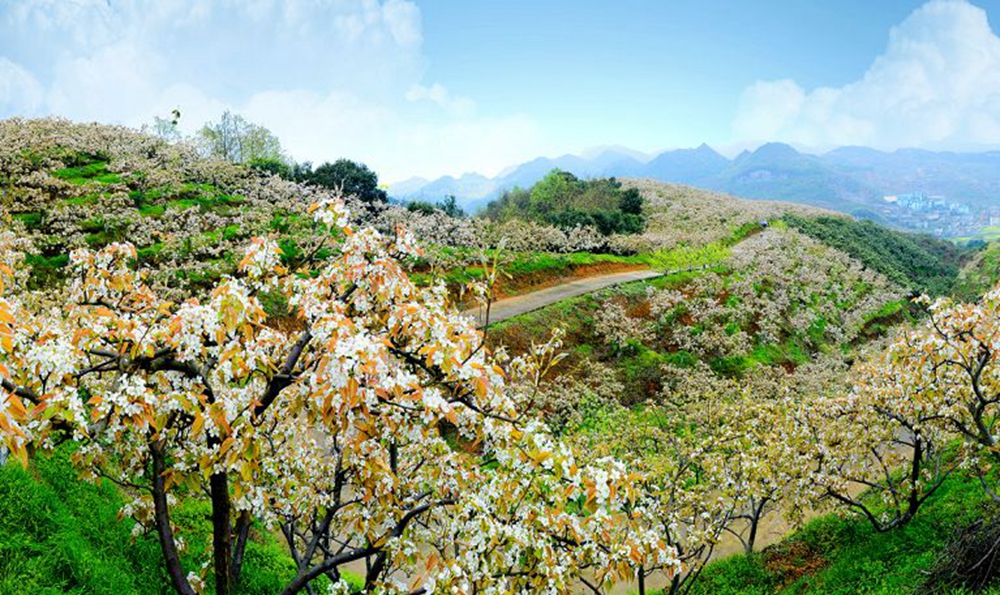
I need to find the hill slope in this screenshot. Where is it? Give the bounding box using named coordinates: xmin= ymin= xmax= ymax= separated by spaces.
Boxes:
xmin=0 ymin=118 xmax=326 ymax=296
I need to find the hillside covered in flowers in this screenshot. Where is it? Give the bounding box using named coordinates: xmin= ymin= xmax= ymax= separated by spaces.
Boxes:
xmin=2 ymin=118 xmax=999 ymax=595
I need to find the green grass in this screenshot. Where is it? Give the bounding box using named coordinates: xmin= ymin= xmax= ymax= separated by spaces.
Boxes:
xmin=62 ymin=193 xmax=101 ymax=207
xmin=138 ymin=203 xmax=166 ymax=218
xmin=24 ymin=253 xmax=69 ymax=288
xmin=691 ymin=472 xmax=994 ymax=595
xmin=13 ymin=212 xmax=43 ymax=230
xmin=0 ymin=446 xmax=166 ymax=594
xmin=953 ymin=240 xmax=1000 ymax=301
xmin=0 ymin=445 xmax=362 ymax=594
xmin=51 ymin=160 xmax=121 ymax=186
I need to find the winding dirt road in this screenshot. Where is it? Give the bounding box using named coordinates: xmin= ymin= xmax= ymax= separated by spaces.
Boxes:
xmin=461 ymin=269 xmax=663 ymax=326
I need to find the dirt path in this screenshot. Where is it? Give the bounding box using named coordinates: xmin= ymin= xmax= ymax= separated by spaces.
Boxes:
xmin=461 ymin=269 xmax=663 ymax=326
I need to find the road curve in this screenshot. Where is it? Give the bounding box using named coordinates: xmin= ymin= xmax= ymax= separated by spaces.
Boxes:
xmin=461 ymin=269 xmax=662 ymax=327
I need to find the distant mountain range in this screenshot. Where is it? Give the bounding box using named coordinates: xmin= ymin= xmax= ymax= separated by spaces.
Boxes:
xmin=389 ymin=143 xmax=1000 ymax=232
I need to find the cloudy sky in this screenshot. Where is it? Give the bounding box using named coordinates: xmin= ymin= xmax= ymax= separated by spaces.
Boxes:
xmin=2 ymin=0 xmax=1000 ymax=182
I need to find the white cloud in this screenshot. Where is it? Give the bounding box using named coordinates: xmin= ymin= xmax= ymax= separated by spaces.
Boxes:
xmin=0 ymin=57 xmax=42 ymax=113
xmin=405 ymin=83 xmax=476 ymax=116
xmin=243 ymin=88 xmax=540 ymax=179
xmin=732 ymin=0 xmax=1000 ymax=150
xmin=0 ymin=0 xmax=545 ymax=180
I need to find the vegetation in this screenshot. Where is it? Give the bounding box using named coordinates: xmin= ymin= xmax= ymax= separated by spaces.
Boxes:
xmin=0 ymin=445 xmax=315 ymax=594
xmin=690 ymin=470 xmax=997 ymax=595
xmin=0 ymin=200 xmax=681 ymax=595
xmin=196 ymin=110 xmax=285 ymax=165
xmin=295 ymin=159 xmax=388 ymax=206
xmin=784 ymin=214 xmax=968 ymax=295
xmin=484 ymin=169 xmax=645 ymax=235
xmin=9 ymin=118 xmax=1000 ymax=595
xmin=407 ymin=195 xmax=465 ymax=218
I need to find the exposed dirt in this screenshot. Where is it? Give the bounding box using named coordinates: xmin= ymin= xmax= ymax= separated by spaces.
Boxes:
xmin=762 ymin=539 xmax=829 ymax=589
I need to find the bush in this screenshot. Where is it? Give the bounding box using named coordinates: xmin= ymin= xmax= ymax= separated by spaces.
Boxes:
xmin=483 ymin=169 xmax=645 ymax=236
xmin=922 ymin=503 xmax=1000 ymax=594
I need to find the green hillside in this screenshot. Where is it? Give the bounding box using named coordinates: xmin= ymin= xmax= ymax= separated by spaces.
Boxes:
xmin=784 ymin=214 xmax=969 ymax=295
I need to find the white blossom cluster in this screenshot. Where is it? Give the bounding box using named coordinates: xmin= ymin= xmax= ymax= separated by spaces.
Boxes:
xmin=0 ymin=194 xmax=681 ymax=594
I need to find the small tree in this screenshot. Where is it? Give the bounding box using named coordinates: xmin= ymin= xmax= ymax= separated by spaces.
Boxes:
xmin=149 ymin=109 xmax=182 ymax=143
xmin=700 ymin=387 xmax=812 ymax=553
xmin=619 ymin=188 xmax=643 ymax=215
xmin=529 ymin=169 xmax=580 ymax=215
xmin=438 ymin=195 xmax=465 ymax=218
xmin=303 ymin=159 xmax=387 ymax=207
xmin=800 ymin=343 xmax=955 ymax=532
xmin=196 ymin=110 xmax=285 ymax=164
xmin=247 ymin=156 xmax=292 ymax=179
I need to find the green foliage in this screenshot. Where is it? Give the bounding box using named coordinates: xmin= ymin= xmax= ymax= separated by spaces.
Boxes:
xmin=259 ymin=290 xmax=292 ymax=320
xmin=408 ymin=196 xmax=465 ymax=218
xmin=299 ymin=159 xmax=387 ymax=205
xmin=438 ymin=195 xmax=465 ymax=218
xmin=710 ymin=354 xmax=752 ymax=377
xmin=407 ymin=200 xmax=438 ymax=216
xmin=196 ymin=110 xmax=284 ymax=164
xmin=619 ymin=187 xmax=643 ymax=215
xmin=784 ymin=215 xmax=968 ymax=295
xmin=952 ymin=240 xmax=1000 ymax=301
xmin=24 ymin=253 xmax=69 ymax=288
xmin=693 ymin=470 xmax=995 ymax=594
xmin=248 ymin=157 xmax=293 ymax=179
xmin=484 ymin=169 xmax=645 ymax=236
xmin=0 ymin=446 xmax=347 ymax=595
xmin=688 ymin=554 xmax=774 ymax=595
xmin=13 ymin=211 xmax=43 ymax=230
xmin=51 ymin=156 xmax=121 ymax=186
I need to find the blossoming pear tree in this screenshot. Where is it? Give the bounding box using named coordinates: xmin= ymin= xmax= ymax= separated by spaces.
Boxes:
xmin=838 ymin=290 xmax=1000 ymax=507
xmin=799 ymin=339 xmax=956 ymax=532
xmin=697 ymin=385 xmax=813 ymax=554
xmin=569 ymin=404 xmax=731 ymax=595
xmin=0 ymin=200 xmax=678 ymax=595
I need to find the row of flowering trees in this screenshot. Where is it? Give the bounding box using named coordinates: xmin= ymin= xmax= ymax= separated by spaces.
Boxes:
xmin=569 ymin=277 xmax=1000 ymax=579
xmin=0 ymin=198 xmax=686 ymax=595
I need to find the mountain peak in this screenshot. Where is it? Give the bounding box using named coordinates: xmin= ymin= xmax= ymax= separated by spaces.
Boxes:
xmin=753 ymin=142 xmax=801 ymax=158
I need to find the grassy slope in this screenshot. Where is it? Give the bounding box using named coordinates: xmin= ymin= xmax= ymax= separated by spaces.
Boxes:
xmin=690 ymin=472 xmax=995 ymax=595
xmin=0 ymin=446 xmax=359 ymax=595
xmin=952 ymin=240 xmax=1000 ymax=301
xmin=784 ymin=215 xmax=969 ymax=296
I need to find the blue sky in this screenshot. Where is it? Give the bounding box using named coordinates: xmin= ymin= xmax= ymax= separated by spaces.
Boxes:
xmin=2 ymin=0 xmax=1000 ymax=181
xmin=420 ymin=1 xmax=931 ymax=151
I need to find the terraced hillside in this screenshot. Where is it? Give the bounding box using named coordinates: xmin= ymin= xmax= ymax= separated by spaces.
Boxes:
xmin=0 ymin=118 xmax=327 ymax=296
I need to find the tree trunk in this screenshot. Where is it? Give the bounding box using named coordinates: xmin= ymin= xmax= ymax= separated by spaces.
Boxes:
xmin=745 ymin=496 xmax=769 ymax=555
xmin=638 ymin=566 xmax=646 ymax=595
xmin=151 ymin=443 xmax=196 ymax=595
xmin=230 ymin=510 xmax=251 ymax=586
xmin=210 ymin=471 xmax=233 ymax=595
